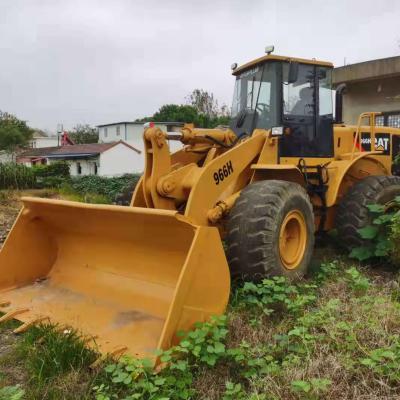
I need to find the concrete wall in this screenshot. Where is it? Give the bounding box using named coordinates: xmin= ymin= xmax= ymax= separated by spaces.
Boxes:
xmin=334 ymin=56 xmax=400 ymax=86
xmin=99 ymin=143 xmax=142 ymax=176
xmin=341 ymin=77 xmax=400 ymax=124
xmin=98 ymin=124 xmax=126 ymax=143
xmin=98 ymin=123 xmax=174 ymax=143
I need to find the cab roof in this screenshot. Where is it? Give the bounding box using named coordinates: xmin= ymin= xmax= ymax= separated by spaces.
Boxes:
xmin=232 ymin=54 xmax=333 ymax=76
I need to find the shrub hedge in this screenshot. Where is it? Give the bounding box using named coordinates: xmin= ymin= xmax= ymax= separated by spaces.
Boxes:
xmin=32 ymin=162 xmax=70 ymax=178
xmin=67 ymin=174 xmax=141 ymax=203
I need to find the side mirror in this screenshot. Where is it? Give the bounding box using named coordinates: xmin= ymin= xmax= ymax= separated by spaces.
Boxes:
xmin=288 ymin=62 xmax=299 ymax=84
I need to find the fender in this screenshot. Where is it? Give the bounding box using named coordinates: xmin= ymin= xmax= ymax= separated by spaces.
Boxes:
xmin=250 ymin=164 xmax=305 ymax=186
xmin=326 ymin=152 xmax=388 ymax=206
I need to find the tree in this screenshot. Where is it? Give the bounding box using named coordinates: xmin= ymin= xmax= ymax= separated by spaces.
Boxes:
xmin=69 ymin=124 xmax=98 ymax=144
xmin=186 ymin=89 xmax=231 ymax=127
xmin=153 ymin=104 xmax=200 ymax=124
xmin=186 ymin=89 xmax=219 ymax=118
xmin=0 ymin=111 xmax=33 ymax=156
xmin=136 ymin=89 xmax=231 ymax=129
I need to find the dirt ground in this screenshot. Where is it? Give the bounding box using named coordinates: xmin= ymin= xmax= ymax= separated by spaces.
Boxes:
xmin=0 ymin=189 xmax=60 ymax=247
xmin=0 ymin=205 xmax=19 ymax=246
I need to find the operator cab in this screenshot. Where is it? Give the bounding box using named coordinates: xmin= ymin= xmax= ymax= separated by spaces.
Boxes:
xmin=230 ymin=54 xmax=334 ymax=158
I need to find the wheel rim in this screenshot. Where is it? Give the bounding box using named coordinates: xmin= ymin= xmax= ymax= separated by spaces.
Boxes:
xmin=279 ymin=210 xmax=307 ymax=270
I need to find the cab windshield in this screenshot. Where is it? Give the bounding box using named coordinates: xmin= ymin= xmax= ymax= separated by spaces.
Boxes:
xmin=231 ymin=62 xmax=279 ymax=134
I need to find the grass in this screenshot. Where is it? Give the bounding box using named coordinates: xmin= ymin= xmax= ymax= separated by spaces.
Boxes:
xmin=1 ymin=192 xmax=400 ymax=398
xmin=0 ymin=323 xmax=101 ymax=400
xmin=1 ymin=254 xmax=398 ymax=399
xmin=58 ymin=184 xmax=110 ymax=204
xmin=2 ymin=252 xmax=400 ymax=399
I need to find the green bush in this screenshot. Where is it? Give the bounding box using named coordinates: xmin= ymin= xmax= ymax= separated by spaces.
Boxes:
xmin=349 ymin=199 xmax=400 ymax=264
xmin=32 ymin=161 xmax=70 ymax=178
xmin=32 ymin=162 xmax=70 ymax=188
xmin=68 ymin=174 xmax=140 ymax=203
xmin=0 ymin=162 xmax=35 ymax=189
xmin=389 ymin=212 xmax=400 ymax=265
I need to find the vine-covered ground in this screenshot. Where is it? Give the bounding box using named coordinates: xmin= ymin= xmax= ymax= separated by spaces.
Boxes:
xmin=1 ymin=193 xmax=400 ymax=399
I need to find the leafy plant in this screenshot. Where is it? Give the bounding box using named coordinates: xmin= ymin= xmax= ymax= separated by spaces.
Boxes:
xmin=359 ymin=344 xmax=400 ymax=381
xmin=390 ymin=211 xmax=400 ymax=265
xmin=232 ymin=276 xmax=316 ymax=317
xmin=350 ymin=201 xmax=400 ymax=262
xmin=344 ymin=267 xmax=370 ymax=293
xmin=94 ymin=316 xmax=228 ymax=400
xmin=291 ymin=378 xmax=332 ymax=398
xmin=222 ymin=381 xmax=247 ymax=399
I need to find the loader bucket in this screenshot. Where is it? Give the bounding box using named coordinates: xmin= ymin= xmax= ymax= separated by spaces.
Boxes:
xmin=0 ymin=197 xmax=230 ymax=359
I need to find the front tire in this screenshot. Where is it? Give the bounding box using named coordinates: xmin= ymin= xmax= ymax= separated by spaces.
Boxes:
xmin=226 ymin=180 xmax=315 ymax=281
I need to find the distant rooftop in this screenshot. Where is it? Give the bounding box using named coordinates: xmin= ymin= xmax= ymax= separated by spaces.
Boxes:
xmin=97 ymin=121 xmax=185 ymax=128
xmin=333 ymin=56 xmax=400 ymax=85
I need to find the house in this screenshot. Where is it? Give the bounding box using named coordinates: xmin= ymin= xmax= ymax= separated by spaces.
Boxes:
xmin=333 ymin=56 xmax=400 ymax=126
xmin=0 ymin=130 xmax=61 ymax=164
xmin=17 ymin=141 xmax=142 ymax=176
xmin=29 ymin=130 xmax=59 ymax=148
xmin=97 ymin=121 xmax=183 ymax=143
xmin=97 ymin=121 xmax=184 ymax=159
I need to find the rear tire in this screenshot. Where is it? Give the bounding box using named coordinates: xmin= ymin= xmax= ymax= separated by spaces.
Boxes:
xmin=336 ymin=175 xmax=400 ymax=250
xmin=226 ymin=180 xmax=315 ymax=281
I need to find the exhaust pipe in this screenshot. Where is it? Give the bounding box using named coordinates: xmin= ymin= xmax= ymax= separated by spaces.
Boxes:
xmin=335 ymin=83 xmax=347 ymax=124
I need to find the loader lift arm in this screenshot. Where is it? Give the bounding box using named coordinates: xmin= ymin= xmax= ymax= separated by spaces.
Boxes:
xmin=135 ymin=125 xmax=267 ymax=225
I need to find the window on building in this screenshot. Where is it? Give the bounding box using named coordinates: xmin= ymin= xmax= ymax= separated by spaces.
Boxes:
xmin=94 ymin=163 xmax=98 ymax=175
xmin=388 ymin=115 xmax=400 ymax=129
xmin=116 ymin=126 xmax=120 ymax=136
xmin=77 ymin=162 xmax=82 ymax=175
xmin=375 ymin=116 xmax=384 ymax=126
xmin=375 ymin=113 xmax=400 ymax=128
xmin=104 ymin=127 xmax=108 ymax=138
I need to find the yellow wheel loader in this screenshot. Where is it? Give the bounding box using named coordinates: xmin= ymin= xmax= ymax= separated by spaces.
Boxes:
xmin=2 ymin=50 xmax=400 ymax=359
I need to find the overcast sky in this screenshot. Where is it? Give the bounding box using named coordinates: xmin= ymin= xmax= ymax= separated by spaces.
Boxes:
xmin=0 ymin=0 xmax=399 ymax=132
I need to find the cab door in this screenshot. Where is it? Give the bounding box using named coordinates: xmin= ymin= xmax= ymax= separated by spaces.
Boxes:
xmin=279 ymin=63 xmax=334 ymax=158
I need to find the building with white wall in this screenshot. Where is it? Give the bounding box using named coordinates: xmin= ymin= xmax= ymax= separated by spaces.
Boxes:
xmin=97 ymin=121 xmax=184 ymax=166
xmin=29 ymin=130 xmax=59 ymax=148
xmin=333 ymin=56 xmax=400 ymax=125
xmin=17 ymin=141 xmax=142 ymax=176
xmin=97 ymin=121 xmax=183 ymax=143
